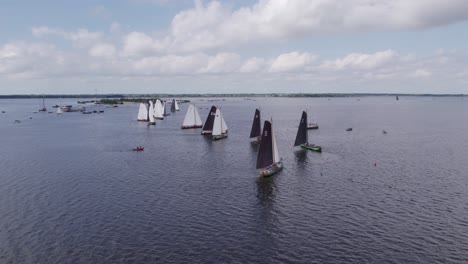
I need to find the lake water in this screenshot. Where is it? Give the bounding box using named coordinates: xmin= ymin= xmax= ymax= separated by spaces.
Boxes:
xmin=1 ymin=96 xmax=468 ymax=263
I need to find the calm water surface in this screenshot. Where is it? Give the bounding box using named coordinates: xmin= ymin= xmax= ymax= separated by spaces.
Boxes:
xmin=1 ymin=97 xmax=468 ymax=263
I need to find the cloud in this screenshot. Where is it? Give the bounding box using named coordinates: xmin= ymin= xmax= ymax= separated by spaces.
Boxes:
xmin=411 ymin=69 xmax=432 ymax=78
xmin=164 ymin=0 xmax=468 ymax=52
xmin=122 ymin=32 xmax=166 ymax=56
xmin=322 ymin=50 xmax=397 ymax=70
xmin=269 ymin=52 xmax=316 ymax=72
xmin=239 ymin=57 xmax=267 ymax=73
xmin=32 ymin=27 xmax=103 ymax=48
xmin=88 ymin=43 xmax=117 ymax=58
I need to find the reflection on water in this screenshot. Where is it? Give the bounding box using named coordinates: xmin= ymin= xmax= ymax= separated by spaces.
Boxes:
xmin=256 ymin=176 xmax=276 ymax=204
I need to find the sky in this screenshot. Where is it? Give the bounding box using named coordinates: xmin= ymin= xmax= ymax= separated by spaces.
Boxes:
xmin=1 ymin=0 xmax=468 ymax=94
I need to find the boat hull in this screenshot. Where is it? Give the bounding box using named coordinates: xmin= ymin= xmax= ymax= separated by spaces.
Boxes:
xmin=181 ymin=125 xmax=203 ymax=129
xmin=307 ymin=124 xmax=319 ymax=129
xmin=213 ymin=134 xmax=227 ymax=140
xmin=300 ymin=144 xmax=322 ymax=152
xmin=260 ymin=161 xmax=283 ymax=177
xmin=201 ymin=130 xmax=212 ymax=135
xmin=148 ymin=122 xmax=156 ymax=125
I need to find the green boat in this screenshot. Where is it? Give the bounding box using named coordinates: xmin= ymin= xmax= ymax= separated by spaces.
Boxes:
xmin=294 ymin=111 xmax=322 ymax=152
xmin=260 ymin=161 xmax=283 ymax=177
xmin=300 ymin=143 xmax=322 ymax=152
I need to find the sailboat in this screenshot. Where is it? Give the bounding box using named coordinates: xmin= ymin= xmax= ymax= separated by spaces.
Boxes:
xmin=171 ymin=99 xmax=176 ymax=112
xmin=249 ymin=108 xmax=261 ymax=141
xmin=170 ymin=99 xmax=180 ymax=112
xmin=201 ymin=106 xmax=217 ymax=135
xmin=154 ymin=99 xmax=164 ymax=120
xmin=256 ymin=119 xmax=283 ymax=177
xmin=181 ymin=104 xmax=203 ymax=129
xmin=212 ymin=108 xmax=228 ymax=140
xmin=294 ymin=111 xmax=322 ymax=152
xmin=137 ymin=103 xmax=148 ymax=121
xmin=38 ymin=94 xmax=47 ymax=112
xmin=56 ymin=107 xmax=63 ymax=115
xmin=148 ymin=101 xmax=156 ymax=125
xmin=162 ymin=101 xmax=170 ymax=116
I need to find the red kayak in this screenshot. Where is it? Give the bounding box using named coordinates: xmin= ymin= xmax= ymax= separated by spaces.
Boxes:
xmin=132 ymin=146 xmax=144 ymax=151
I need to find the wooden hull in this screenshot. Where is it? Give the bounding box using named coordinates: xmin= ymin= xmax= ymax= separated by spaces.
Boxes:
xmin=181 ymin=125 xmax=203 ymax=129
xmin=300 ymin=144 xmax=322 ymax=152
xmin=260 ymin=161 xmax=283 ymax=177
xmin=213 ymin=134 xmax=227 ymax=140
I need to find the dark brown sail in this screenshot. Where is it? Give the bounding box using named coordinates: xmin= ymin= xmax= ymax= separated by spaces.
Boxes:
xmin=171 ymin=99 xmax=176 ymax=112
xmin=201 ymin=106 xmax=217 ymax=134
xmin=256 ymin=121 xmax=273 ymax=169
xmin=249 ymin=109 xmax=261 ymax=138
xmin=294 ymin=111 xmax=308 ymax=146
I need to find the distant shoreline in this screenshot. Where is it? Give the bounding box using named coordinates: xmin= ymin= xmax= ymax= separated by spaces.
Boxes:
xmin=0 ymin=93 xmax=465 ymax=99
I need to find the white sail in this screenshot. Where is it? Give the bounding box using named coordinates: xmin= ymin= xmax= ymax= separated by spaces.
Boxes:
xmin=137 ymin=103 xmax=148 ymax=121
xmin=194 ymin=106 xmax=202 ymax=126
xmin=182 ymin=105 xmax=195 ymax=127
xmin=148 ymin=101 xmax=155 ymax=123
xmin=212 ymin=109 xmax=222 ymax=136
xmin=56 ymin=107 xmax=63 ymax=115
xmin=154 ymin=100 xmax=164 ymax=119
xmin=272 ymin=121 xmax=280 ymax=163
xmin=222 ymin=113 xmax=228 ymax=131
xmin=175 ymin=100 xmax=180 ymax=111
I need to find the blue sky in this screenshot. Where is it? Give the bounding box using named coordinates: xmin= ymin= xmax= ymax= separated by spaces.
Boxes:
xmin=1 ymin=0 xmax=468 ymax=94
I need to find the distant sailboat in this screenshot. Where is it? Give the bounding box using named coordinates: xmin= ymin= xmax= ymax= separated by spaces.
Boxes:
xmin=212 ymin=108 xmax=228 ymax=140
xmin=294 ymin=111 xmax=322 ymax=152
xmin=56 ymin=107 xmax=63 ymax=115
xmin=38 ymin=94 xmax=47 ymax=112
xmin=137 ymin=103 xmax=148 ymax=121
xmin=181 ymin=104 xmax=203 ymax=129
xmin=148 ymin=101 xmax=156 ymax=125
xmin=171 ymin=99 xmax=179 ymax=112
xmin=162 ymin=101 xmax=170 ymax=116
xmin=256 ymin=119 xmax=283 ymax=177
xmin=201 ymin=106 xmax=217 ymax=135
xmin=249 ymin=108 xmax=261 ymax=141
xmin=154 ymin=99 xmax=164 ymax=120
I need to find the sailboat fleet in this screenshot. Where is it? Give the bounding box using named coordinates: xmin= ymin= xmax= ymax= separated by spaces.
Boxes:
xmin=135 ymin=100 xmax=323 ymax=177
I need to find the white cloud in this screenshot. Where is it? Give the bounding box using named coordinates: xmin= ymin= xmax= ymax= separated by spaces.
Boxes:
xmin=164 ymin=0 xmax=468 ymax=52
xmin=199 ymin=53 xmax=241 ymax=73
xmin=269 ymin=52 xmax=315 ymax=72
xmin=411 ymin=69 xmax=432 ymax=78
xmin=239 ymin=57 xmax=267 ymax=73
xmin=122 ymin=32 xmax=166 ymax=56
xmin=32 ymin=27 xmax=103 ymax=48
xmin=88 ymin=43 xmax=117 ymax=58
xmin=322 ymin=50 xmax=397 ymax=70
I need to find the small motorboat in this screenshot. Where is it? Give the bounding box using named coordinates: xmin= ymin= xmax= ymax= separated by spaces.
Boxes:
xmin=307 ymin=123 xmax=319 ymax=129
xmin=346 ymin=128 xmax=353 ymax=131
xmin=132 ymin=146 xmax=144 ymax=151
